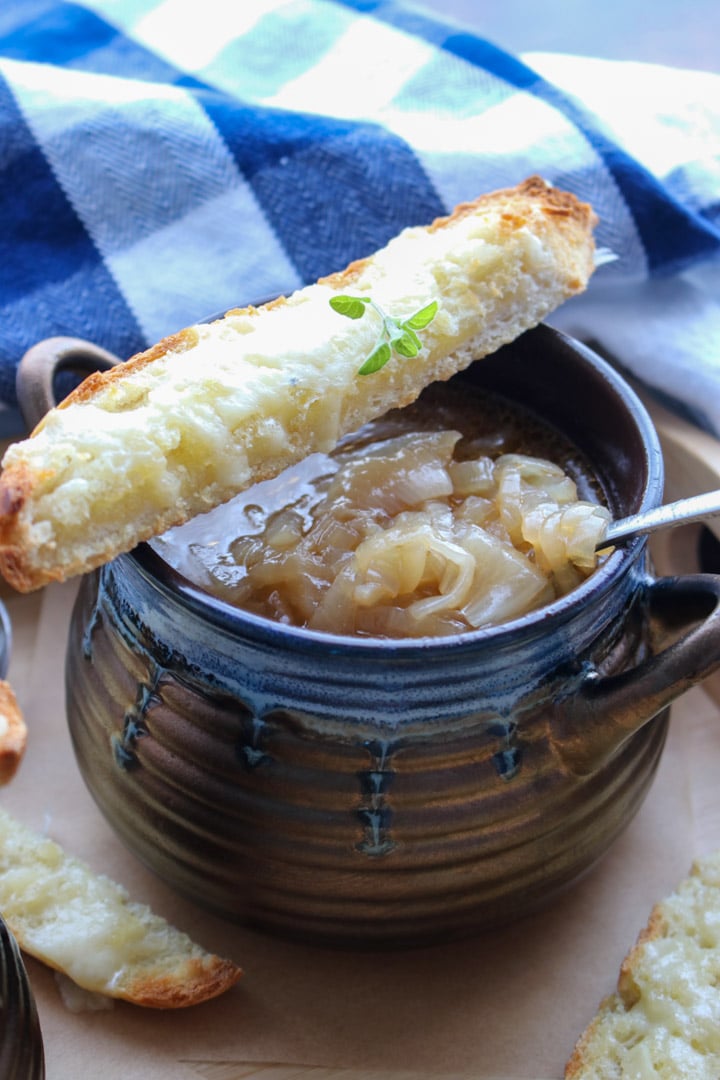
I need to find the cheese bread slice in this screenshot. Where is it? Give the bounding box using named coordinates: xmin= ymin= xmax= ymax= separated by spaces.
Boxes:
xmin=0 ymin=807 xmax=241 ymax=1008
xmin=0 ymin=176 xmax=596 ymax=592
xmin=565 ymin=851 xmax=720 ymax=1079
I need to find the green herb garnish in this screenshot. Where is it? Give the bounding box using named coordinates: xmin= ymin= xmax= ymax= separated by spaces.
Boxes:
xmin=329 ymin=295 xmax=438 ymax=375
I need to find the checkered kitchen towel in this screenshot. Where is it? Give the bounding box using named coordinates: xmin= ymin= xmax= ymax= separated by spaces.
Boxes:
xmin=1 ymin=1 xmax=720 ymax=433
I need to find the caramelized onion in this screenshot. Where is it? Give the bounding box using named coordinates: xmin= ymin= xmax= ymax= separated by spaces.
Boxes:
xmin=153 ymin=386 xmax=611 ymax=638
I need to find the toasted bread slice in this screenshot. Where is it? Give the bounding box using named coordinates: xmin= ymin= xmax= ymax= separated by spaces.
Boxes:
xmin=565 ymin=851 xmax=720 ymax=1079
xmin=0 ymin=807 xmax=241 ymax=1008
xmin=0 ymin=681 xmax=26 ymax=785
xmin=0 ymin=176 xmax=596 ymax=592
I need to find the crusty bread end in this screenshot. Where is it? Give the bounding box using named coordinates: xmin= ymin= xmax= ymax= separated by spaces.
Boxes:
xmin=0 ymin=680 xmax=26 ymax=784
xmin=565 ymin=852 xmax=720 ymax=1079
xmin=0 ymin=807 xmax=242 ymax=1008
xmin=0 ymin=176 xmax=596 ymax=592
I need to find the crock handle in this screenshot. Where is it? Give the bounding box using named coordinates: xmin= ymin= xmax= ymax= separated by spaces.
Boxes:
xmin=16 ymin=336 xmax=122 ymax=431
xmin=553 ymin=573 xmax=720 ymax=774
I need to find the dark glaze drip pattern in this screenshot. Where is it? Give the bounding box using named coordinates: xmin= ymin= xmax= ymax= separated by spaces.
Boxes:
xmin=357 ymin=738 xmax=396 ymax=856
xmin=237 ymin=714 xmax=271 ymax=770
xmin=112 ymin=664 xmax=163 ymax=771
xmin=487 ymin=718 xmax=521 ymax=780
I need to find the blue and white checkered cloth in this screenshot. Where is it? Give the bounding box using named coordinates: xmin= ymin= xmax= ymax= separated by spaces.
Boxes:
xmin=1 ymin=1 xmax=720 ymax=434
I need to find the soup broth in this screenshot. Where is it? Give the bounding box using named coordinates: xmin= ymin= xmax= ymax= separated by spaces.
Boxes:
xmin=152 ymin=381 xmax=610 ymax=638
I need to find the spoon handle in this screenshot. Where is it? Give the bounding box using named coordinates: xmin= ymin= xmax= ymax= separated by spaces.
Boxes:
xmin=602 ymin=489 xmax=720 ymax=547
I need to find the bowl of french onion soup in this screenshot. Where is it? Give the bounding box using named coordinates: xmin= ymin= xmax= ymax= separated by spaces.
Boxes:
xmin=39 ymin=323 xmax=720 ymax=947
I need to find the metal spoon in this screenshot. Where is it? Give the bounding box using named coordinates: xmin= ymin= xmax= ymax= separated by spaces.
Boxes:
xmin=600 ymin=489 xmax=720 ymax=548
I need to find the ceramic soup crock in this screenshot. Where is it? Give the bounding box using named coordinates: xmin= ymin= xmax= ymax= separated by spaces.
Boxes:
xmin=20 ymin=324 xmax=720 ymax=946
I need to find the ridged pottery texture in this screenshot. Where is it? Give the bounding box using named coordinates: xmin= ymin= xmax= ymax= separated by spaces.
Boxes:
xmin=65 ymin=327 xmax=720 ymax=946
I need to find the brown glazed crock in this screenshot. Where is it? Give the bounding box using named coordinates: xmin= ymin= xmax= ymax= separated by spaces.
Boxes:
xmin=20 ymin=325 xmax=720 ymax=947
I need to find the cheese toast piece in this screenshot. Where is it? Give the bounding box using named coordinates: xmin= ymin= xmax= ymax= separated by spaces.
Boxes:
xmin=0 ymin=807 xmax=242 ymax=1008
xmin=0 ymin=680 xmax=26 ymax=785
xmin=0 ymin=176 xmax=596 ymax=592
xmin=565 ymin=852 xmax=720 ymax=1079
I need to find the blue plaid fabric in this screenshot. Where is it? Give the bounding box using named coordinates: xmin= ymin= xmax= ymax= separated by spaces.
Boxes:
xmin=1 ymin=1 xmax=719 ymax=430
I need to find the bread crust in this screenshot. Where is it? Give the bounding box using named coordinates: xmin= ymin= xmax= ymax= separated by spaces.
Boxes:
xmin=0 ymin=176 xmax=597 ymax=592
xmin=36 ymin=943 xmax=243 ymax=1010
xmin=0 ymin=679 xmax=26 ymax=784
xmin=121 ymin=956 xmax=242 ymax=1009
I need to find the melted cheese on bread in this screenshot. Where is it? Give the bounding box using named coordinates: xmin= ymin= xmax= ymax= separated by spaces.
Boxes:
xmin=0 ymin=807 xmax=241 ymax=1008
xmin=566 ymin=852 xmax=720 ymax=1079
xmin=0 ymin=176 xmax=596 ymax=591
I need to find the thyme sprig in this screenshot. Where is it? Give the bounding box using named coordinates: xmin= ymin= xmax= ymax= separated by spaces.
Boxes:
xmin=329 ymin=294 xmax=438 ymax=375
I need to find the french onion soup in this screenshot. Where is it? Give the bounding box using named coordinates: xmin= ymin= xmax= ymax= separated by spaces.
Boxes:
xmin=152 ymin=379 xmax=610 ymax=638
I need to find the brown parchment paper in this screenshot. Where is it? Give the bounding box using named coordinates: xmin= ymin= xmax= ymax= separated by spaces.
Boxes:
xmin=1 ymin=577 xmax=719 ymax=1080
